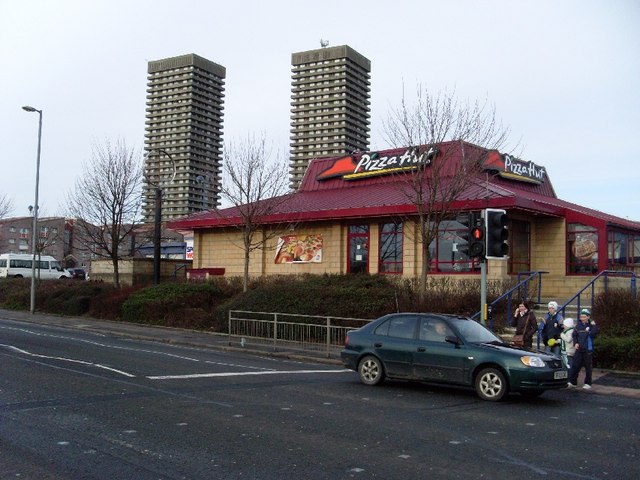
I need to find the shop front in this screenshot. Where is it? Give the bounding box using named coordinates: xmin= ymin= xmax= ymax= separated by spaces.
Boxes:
xmin=170 ymin=141 xmax=640 ymax=300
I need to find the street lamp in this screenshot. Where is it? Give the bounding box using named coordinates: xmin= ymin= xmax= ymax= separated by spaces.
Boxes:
xmin=22 ymin=105 xmax=42 ymax=314
xmin=145 ymin=148 xmax=176 ymax=284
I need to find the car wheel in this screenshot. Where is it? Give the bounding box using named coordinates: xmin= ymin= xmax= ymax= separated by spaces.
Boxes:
xmin=358 ymin=355 xmax=385 ymax=386
xmin=14 ymin=274 xmax=23 ymax=278
xmin=475 ymin=367 xmax=507 ymax=401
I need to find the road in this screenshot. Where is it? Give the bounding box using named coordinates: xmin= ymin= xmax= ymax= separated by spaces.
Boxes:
xmin=1 ymin=315 xmax=638 ymax=479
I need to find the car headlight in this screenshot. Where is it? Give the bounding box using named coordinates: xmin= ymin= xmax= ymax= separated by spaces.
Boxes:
xmin=520 ymin=356 xmax=546 ymax=368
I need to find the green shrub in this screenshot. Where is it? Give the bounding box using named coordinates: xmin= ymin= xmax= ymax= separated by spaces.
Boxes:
xmin=121 ymin=282 xmax=227 ymax=328
xmin=595 ymin=335 xmax=640 ymax=372
xmin=593 ymin=289 xmax=640 ymax=337
xmin=37 ymin=281 xmax=116 ymax=317
xmin=0 ymin=278 xmax=31 ymax=310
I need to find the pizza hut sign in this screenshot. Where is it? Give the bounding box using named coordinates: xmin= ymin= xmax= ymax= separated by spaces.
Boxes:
xmin=317 ymin=146 xmax=438 ymax=181
xmin=484 ymin=151 xmax=546 ymax=184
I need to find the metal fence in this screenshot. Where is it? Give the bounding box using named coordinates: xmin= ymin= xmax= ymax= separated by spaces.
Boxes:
xmin=228 ymin=310 xmax=371 ymax=357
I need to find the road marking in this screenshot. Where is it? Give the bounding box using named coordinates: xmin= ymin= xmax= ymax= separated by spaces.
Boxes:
xmin=147 ymin=369 xmax=350 ymax=380
xmin=0 ymin=343 xmax=135 ymax=377
xmin=0 ymin=325 xmax=200 ymax=361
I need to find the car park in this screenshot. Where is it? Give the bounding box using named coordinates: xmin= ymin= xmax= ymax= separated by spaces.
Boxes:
xmin=341 ymin=312 xmax=568 ymax=401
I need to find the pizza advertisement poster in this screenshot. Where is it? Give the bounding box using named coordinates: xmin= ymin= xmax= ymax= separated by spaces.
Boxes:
xmin=274 ymin=234 xmax=323 ymax=264
xmin=572 ymin=233 xmax=598 ymax=259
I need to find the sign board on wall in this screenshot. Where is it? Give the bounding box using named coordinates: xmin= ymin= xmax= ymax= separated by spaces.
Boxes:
xmin=317 ymin=146 xmax=438 ymax=181
xmin=484 ymin=151 xmax=547 ymax=184
xmin=275 ymin=234 xmax=323 ymax=263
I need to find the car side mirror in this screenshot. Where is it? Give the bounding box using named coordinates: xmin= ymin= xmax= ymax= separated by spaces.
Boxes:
xmin=445 ymin=335 xmax=461 ymax=346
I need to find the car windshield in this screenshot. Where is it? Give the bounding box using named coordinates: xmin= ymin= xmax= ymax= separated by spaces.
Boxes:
xmin=449 ymin=317 xmax=504 ymax=344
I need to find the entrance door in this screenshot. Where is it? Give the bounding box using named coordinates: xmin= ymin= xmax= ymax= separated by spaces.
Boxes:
xmin=348 ymin=225 xmax=369 ymax=273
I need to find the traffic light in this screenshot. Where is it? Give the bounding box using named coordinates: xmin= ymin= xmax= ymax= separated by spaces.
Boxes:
xmin=485 ymin=208 xmax=509 ymax=259
xmin=458 ymin=212 xmax=485 ymax=259
xmin=469 ymin=222 xmax=485 ymax=258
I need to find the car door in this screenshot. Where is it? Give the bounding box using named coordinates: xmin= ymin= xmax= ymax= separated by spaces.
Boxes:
xmin=372 ymin=315 xmax=418 ymax=378
xmin=412 ymin=317 xmax=466 ymax=384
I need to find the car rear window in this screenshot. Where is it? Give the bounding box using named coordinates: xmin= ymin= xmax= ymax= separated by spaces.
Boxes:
xmin=375 ymin=316 xmax=416 ymax=339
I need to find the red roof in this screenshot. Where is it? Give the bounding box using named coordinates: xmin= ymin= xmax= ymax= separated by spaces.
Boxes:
xmin=169 ymin=141 xmax=640 ymax=232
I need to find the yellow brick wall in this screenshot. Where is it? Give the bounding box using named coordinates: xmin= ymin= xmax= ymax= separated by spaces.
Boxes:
xmin=195 ymin=222 xmax=347 ymax=276
xmin=194 ymin=219 xmax=533 ymax=283
xmin=531 ymin=217 xmax=566 ymax=276
xmin=90 ymin=258 xmax=191 ymax=285
xmin=192 ymin=216 xmax=621 ymax=304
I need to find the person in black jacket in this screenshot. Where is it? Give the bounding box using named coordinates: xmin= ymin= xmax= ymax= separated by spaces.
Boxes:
xmin=511 ymin=300 xmax=538 ymax=348
xmin=567 ymin=309 xmax=599 ymax=389
xmin=542 ymin=301 xmax=563 ymax=355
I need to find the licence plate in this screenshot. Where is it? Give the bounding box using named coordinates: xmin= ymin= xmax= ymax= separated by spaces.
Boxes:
xmin=554 ymin=370 xmax=568 ymax=379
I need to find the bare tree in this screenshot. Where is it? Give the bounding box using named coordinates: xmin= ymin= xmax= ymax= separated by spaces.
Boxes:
xmin=383 ymin=86 xmax=510 ymax=298
xmin=0 ymin=194 xmax=14 ymax=250
xmin=0 ymin=194 xmax=13 ymax=219
xmin=66 ymin=140 xmax=143 ymax=288
xmin=219 ymin=135 xmax=292 ymax=292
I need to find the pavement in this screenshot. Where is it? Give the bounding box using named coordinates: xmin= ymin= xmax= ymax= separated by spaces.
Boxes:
xmin=2 ymin=308 xmax=640 ymax=400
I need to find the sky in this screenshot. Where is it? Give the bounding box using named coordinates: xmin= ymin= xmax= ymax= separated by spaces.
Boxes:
xmin=1 ymin=0 xmax=639 ymax=221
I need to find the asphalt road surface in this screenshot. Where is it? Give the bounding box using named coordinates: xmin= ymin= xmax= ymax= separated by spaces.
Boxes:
xmin=1 ymin=316 xmax=638 ymax=479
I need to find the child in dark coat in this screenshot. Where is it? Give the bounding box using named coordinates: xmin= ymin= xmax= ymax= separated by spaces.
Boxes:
xmin=567 ymin=309 xmax=599 ymax=389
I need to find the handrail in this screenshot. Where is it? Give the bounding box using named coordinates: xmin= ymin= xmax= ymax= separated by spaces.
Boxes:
xmin=471 ymin=271 xmax=548 ymax=329
xmin=172 ymin=263 xmax=188 ymax=279
xmin=558 ymin=270 xmax=637 ymax=317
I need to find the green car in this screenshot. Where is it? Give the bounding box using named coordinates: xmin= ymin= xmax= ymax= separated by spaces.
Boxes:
xmin=341 ymin=313 xmax=568 ymax=401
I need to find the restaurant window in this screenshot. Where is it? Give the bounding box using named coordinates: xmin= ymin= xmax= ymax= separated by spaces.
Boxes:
xmin=608 ymin=230 xmax=640 ymax=273
xmin=428 ymin=218 xmax=481 ymax=273
xmin=508 ymin=220 xmax=530 ymax=274
xmin=348 ymin=225 xmax=369 ymax=274
xmin=379 ymin=222 xmax=403 ymax=274
xmin=567 ymin=223 xmax=598 ymax=274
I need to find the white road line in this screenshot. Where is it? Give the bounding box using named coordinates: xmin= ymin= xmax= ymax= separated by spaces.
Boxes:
xmin=0 ymin=343 xmax=136 ymax=377
xmin=203 ymin=360 xmax=276 ymax=371
xmin=0 ymin=325 xmax=200 ymax=361
xmin=147 ymin=369 xmax=351 ymax=380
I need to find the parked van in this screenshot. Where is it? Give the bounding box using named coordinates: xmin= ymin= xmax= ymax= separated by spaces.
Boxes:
xmin=0 ymin=253 xmax=71 ymax=279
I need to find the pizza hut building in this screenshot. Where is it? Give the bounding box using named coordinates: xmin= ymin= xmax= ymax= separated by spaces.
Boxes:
xmin=169 ymin=141 xmax=640 ymax=299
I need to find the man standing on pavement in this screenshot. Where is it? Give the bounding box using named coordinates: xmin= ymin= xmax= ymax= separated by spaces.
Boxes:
xmin=568 ymin=309 xmax=599 ymax=389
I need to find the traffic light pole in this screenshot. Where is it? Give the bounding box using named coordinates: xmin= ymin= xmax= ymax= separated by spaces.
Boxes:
xmin=480 ymin=259 xmax=487 ymax=326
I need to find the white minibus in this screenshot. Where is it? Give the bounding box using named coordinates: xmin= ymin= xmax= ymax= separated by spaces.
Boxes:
xmin=0 ymin=253 xmax=71 ymax=279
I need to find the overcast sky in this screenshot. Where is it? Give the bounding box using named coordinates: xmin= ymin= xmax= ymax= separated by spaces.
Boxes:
xmin=1 ymin=0 xmax=638 ymax=221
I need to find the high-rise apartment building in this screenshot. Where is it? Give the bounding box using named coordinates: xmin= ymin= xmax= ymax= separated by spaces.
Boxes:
xmin=144 ymin=53 xmax=226 ymax=222
xmin=289 ymin=45 xmax=371 ymax=189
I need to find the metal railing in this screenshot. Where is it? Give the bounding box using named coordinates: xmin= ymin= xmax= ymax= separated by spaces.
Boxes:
xmin=557 ymin=270 xmax=637 ymax=318
xmin=471 ymin=271 xmax=548 ymax=330
xmin=228 ymin=310 xmax=371 ymax=357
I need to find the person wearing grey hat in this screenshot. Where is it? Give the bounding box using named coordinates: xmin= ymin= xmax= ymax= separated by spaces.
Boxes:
xmin=567 ymin=308 xmax=599 ymax=389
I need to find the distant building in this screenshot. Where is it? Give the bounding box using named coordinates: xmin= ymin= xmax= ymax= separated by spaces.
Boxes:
xmin=0 ymin=216 xmax=71 ymax=264
xmin=144 ymin=53 xmax=226 ymax=222
xmin=0 ymin=215 xmax=187 ymax=277
xmin=289 ymin=45 xmax=371 ymax=189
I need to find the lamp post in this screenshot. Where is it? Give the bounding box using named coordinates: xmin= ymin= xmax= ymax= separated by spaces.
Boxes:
xmin=23 ymin=105 xmax=42 ymax=314
xmin=145 ymin=148 xmax=175 ymax=284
